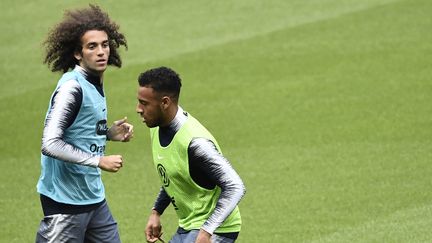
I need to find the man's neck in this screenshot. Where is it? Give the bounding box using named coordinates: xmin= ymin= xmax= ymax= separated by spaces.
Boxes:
xmin=158 ymin=106 xmax=187 ymax=147
xmin=74 ymin=65 xmax=105 ymax=97
xmin=75 ymin=65 xmax=103 ymax=86
xmin=162 ymin=106 xmax=186 ymax=130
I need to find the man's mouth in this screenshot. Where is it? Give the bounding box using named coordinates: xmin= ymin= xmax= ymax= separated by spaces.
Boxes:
xmin=139 ymin=116 xmax=146 ymax=123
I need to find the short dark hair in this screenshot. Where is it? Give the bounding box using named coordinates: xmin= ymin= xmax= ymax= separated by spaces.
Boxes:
xmin=43 ymin=4 xmax=127 ymax=73
xmin=138 ymin=66 xmax=182 ymax=101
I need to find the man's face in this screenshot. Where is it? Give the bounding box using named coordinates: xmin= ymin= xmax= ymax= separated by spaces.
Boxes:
xmin=136 ymin=86 xmax=164 ymax=128
xmin=75 ymin=30 xmax=110 ymax=76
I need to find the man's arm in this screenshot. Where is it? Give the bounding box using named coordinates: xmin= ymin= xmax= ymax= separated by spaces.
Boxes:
xmin=152 ymin=187 xmax=172 ymax=215
xmin=188 ymin=138 xmax=246 ymax=235
xmin=145 ymin=187 xmax=171 ymax=243
xmin=41 ymin=79 xmax=100 ymax=167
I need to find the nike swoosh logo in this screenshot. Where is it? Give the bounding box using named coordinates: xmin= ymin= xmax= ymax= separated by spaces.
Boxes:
xmin=157 ymin=155 xmax=164 ymax=160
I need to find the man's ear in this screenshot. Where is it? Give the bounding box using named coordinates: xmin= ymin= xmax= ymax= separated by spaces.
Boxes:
xmin=161 ymin=96 xmax=171 ymax=110
xmin=74 ymin=50 xmax=82 ymax=62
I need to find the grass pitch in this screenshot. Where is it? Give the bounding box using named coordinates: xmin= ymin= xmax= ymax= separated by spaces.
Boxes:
xmin=1 ymin=0 xmax=431 ymax=242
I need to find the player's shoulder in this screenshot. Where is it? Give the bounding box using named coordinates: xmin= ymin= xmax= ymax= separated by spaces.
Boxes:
xmin=57 ymin=79 xmax=82 ymax=93
xmin=189 ymin=137 xmax=218 ymax=154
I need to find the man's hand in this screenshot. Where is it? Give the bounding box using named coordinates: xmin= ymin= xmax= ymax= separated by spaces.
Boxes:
xmin=145 ymin=210 xmax=163 ymax=243
xmin=107 ymin=117 xmax=134 ymax=142
xmin=195 ymin=229 xmax=212 ymax=243
xmin=98 ymin=155 xmax=123 ymax=172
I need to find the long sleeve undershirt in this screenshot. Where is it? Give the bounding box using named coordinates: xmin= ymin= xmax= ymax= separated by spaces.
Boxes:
xmin=41 ymin=66 xmax=103 ymax=167
xmin=152 ymin=107 xmax=246 ymax=234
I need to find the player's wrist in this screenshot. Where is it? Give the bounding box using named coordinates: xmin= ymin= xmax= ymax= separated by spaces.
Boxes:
xmin=151 ymin=208 xmax=161 ymax=216
xmin=88 ymin=156 xmax=101 ymax=168
xmin=200 ymin=224 xmax=215 ymax=236
xmin=199 ymin=228 xmax=212 ymax=237
xmin=106 ymin=127 xmax=113 ymax=141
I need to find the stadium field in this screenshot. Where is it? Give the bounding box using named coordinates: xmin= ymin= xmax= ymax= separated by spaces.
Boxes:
xmin=0 ymin=0 xmax=431 ymax=242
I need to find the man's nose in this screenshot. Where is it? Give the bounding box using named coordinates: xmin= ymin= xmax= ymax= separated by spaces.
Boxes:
xmin=136 ymin=104 xmax=142 ymax=113
xmin=97 ymin=46 xmax=105 ymax=55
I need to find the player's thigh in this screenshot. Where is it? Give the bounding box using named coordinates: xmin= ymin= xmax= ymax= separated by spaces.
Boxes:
xmin=36 ymin=214 xmax=86 ymax=243
xmin=84 ymin=201 xmax=120 ymax=243
xmin=169 ymin=230 xmax=236 ymax=243
xmin=169 ymin=230 xmax=199 ymax=243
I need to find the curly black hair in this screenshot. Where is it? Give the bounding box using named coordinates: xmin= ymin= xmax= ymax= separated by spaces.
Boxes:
xmin=138 ymin=66 xmax=182 ymax=101
xmin=43 ymin=4 xmax=127 ymax=73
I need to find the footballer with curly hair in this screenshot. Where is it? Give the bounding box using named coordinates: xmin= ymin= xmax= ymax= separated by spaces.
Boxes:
xmin=36 ymin=5 xmax=133 ymax=242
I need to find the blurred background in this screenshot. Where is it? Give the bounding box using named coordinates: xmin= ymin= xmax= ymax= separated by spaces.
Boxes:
xmin=1 ymin=0 xmax=431 ymax=242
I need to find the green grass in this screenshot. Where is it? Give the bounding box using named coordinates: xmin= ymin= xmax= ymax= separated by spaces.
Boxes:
xmin=1 ymin=0 xmax=432 ymax=242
